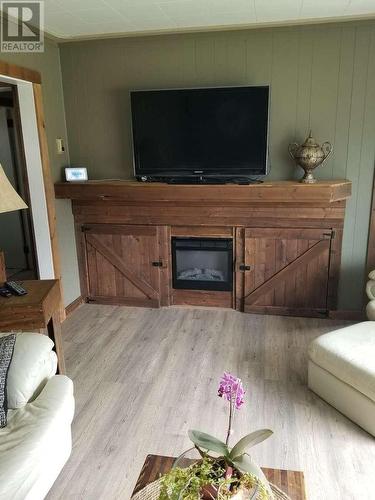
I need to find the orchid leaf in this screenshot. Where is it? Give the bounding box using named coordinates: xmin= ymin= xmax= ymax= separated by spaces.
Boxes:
xmin=188 ymin=430 xmax=229 ymax=457
xmin=229 ymin=429 xmax=273 ymax=459
xmin=232 ymin=454 xmax=272 ymax=495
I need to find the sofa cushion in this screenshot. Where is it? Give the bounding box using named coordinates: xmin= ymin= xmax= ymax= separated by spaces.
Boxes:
xmin=0 ymin=333 xmax=57 ymax=409
xmin=309 ymin=322 xmax=375 ymax=402
xmin=0 ymin=334 xmax=16 ymax=427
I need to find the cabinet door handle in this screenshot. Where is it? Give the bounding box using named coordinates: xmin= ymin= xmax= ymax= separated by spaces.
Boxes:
xmin=152 ymin=261 xmax=163 ymax=267
xmin=239 ymin=264 xmax=251 ymax=271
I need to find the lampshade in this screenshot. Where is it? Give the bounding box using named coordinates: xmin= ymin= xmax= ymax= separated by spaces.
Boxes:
xmin=0 ymin=164 xmax=27 ymax=214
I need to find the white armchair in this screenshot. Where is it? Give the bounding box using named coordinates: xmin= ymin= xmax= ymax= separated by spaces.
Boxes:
xmin=366 ymin=270 xmax=375 ymax=320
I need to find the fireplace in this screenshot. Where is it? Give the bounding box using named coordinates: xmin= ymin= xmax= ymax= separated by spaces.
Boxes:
xmin=172 ymin=237 xmax=233 ymax=291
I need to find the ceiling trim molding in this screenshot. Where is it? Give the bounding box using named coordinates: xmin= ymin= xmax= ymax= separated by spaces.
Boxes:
xmin=51 ymin=13 xmax=375 ymax=44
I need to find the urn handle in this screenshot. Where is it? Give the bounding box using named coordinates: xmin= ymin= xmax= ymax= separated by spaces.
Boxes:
xmin=288 ymin=142 xmax=299 ymax=160
xmin=321 ymin=141 xmax=333 ymax=160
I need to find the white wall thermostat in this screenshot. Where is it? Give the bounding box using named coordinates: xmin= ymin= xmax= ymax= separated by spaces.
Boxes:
xmin=65 ymin=167 xmax=88 ymax=182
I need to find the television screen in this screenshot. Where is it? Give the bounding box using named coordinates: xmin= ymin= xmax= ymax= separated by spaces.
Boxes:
xmin=130 ymin=86 xmax=269 ymax=180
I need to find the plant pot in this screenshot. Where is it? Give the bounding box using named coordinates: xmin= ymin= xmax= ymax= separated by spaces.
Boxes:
xmin=172 ymin=451 xmax=270 ymax=499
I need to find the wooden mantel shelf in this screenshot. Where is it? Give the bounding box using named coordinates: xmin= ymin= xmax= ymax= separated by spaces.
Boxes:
xmin=54 ymin=179 xmax=351 ymax=204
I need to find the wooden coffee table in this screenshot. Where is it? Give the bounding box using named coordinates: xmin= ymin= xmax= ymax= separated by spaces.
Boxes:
xmin=132 ymin=454 xmax=306 ymax=499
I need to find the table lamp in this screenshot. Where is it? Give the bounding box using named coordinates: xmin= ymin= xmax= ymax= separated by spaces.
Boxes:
xmin=0 ymin=164 xmax=28 ymax=282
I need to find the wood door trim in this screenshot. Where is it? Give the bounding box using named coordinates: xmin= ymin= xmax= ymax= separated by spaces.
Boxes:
xmin=33 ymin=83 xmax=64 ymax=317
xmin=244 ymin=239 xmax=330 ymax=305
xmin=0 ymin=60 xmax=41 ymax=84
xmin=0 ymin=60 xmax=63 ymax=318
xmin=86 ymin=233 xmax=159 ymax=300
xmin=10 ymin=84 xmax=38 ymax=276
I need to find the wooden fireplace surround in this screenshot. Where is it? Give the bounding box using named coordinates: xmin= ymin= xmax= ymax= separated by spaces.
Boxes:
xmin=55 ymin=179 xmax=351 ymax=318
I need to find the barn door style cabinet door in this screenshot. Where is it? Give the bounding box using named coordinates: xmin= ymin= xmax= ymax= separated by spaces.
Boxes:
xmin=236 ymin=228 xmax=336 ymax=317
xmin=81 ymin=224 xmax=170 ymax=307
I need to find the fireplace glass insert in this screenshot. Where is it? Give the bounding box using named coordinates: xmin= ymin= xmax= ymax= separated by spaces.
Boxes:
xmin=172 ymin=237 xmax=233 ymax=291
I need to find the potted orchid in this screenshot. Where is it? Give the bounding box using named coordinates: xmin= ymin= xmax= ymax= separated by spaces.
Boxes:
xmin=159 ymin=373 xmax=274 ymax=499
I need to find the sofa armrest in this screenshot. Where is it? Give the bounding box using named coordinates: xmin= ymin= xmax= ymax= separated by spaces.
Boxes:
xmin=3 ymin=332 xmax=57 ymax=409
xmin=366 ymin=279 xmax=375 ymax=301
xmin=0 ymin=375 xmax=74 ymax=500
xmin=28 ymin=375 xmax=75 ymax=425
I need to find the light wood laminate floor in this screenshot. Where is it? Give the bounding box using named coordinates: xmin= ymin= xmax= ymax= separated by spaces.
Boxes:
xmin=47 ymin=305 xmax=375 ymax=500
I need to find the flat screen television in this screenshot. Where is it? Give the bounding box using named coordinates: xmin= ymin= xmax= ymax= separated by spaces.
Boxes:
xmin=130 ymin=86 xmax=269 ymax=183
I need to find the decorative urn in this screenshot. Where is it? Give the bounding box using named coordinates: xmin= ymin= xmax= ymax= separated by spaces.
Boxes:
xmin=288 ymin=131 xmax=332 ymax=183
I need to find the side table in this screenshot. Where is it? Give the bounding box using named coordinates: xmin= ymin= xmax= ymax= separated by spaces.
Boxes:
xmin=0 ymin=279 xmax=65 ymax=374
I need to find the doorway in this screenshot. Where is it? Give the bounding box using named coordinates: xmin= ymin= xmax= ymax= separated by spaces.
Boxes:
xmin=0 ymin=83 xmax=37 ymax=279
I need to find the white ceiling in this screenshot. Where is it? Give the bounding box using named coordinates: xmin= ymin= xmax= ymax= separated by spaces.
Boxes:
xmin=40 ymin=0 xmax=375 ymax=39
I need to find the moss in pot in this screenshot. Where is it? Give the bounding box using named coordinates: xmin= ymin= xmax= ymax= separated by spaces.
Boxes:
xmin=159 ymin=373 xmax=274 ymax=499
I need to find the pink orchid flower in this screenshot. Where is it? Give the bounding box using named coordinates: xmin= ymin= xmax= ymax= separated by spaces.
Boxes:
xmin=218 ymin=372 xmax=245 ymax=410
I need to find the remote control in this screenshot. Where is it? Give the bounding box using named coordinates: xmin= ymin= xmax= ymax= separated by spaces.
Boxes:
xmin=0 ymin=287 xmax=12 ymax=298
xmin=5 ymin=281 xmax=27 ymax=296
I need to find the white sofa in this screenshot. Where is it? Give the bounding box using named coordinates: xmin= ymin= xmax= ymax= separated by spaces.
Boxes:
xmin=0 ymin=332 xmax=74 ymax=500
xmin=308 ymin=322 xmax=375 ymax=437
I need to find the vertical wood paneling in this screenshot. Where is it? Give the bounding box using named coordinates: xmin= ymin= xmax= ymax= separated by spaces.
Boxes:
xmin=332 ymin=25 xmax=355 ymax=180
xmin=60 ymin=21 xmax=375 ymax=310
xmin=269 ymin=30 xmax=299 ymax=180
xmin=294 ymin=28 xmax=314 ymax=148
xmin=351 ymin=27 xmax=375 ymax=304
xmin=213 ymin=37 xmax=229 ymax=81
xmin=246 ymin=30 xmax=273 ymax=85
xmin=195 ymin=36 xmax=216 ymax=83
xmin=222 ymin=35 xmax=247 ymax=83
xmin=366 ymin=175 xmax=375 ymax=274
xmin=338 ymin=26 xmax=373 ymax=309
xmin=309 ymin=26 xmax=341 ymax=179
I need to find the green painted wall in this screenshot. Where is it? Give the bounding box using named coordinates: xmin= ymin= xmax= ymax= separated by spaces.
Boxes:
xmin=59 ymin=21 xmax=375 ymax=310
xmin=0 ymin=32 xmax=80 ymax=307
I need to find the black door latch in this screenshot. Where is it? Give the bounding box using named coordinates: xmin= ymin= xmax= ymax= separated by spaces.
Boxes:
xmin=152 ymin=261 xmax=163 ymax=267
xmin=239 ymin=264 xmax=251 ymax=271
